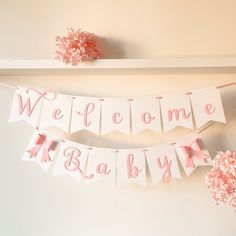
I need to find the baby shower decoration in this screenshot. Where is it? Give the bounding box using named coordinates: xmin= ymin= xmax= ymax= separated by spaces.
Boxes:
xmin=0 ymin=79 xmax=235 ymax=210
xmin=4 ymin=82 xmax=230 ymax=187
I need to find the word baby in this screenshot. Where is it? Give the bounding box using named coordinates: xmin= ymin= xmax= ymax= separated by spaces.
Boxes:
xmin=26 ymin=132 xmax=184 ymax=186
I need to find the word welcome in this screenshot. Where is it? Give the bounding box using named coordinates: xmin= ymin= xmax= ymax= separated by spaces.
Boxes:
xmin=9 ymin=87 xmax=226 ymax=135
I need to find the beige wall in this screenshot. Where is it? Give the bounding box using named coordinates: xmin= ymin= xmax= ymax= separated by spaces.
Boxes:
xmin=1 ymin=0 xmax=236 ymax=59
xmin=0 ymin=1 xmax=236 ymax=236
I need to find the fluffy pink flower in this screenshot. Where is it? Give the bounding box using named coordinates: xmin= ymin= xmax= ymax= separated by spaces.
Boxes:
xmin=55 ymin=28 xmax=101 ymax=65
xmin=205 ymin=150 xmax=236 ymax=211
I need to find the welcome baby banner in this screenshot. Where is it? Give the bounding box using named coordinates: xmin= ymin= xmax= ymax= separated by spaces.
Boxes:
xmin=22 ymin=129 xmax=212 ymax=186
xmin=8 ymin=86 xmax=226 ymax=135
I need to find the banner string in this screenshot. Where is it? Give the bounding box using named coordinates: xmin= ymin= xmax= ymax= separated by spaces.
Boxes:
xmin=0 ymin=82 xmax=16 ymax=89
xmin=216 ymin=82 xmax=236 ymax=89
xmin=198 ymin=122 xmax=215 ymax=134
xmin=0 ymin=81 xmax=236 ymax=97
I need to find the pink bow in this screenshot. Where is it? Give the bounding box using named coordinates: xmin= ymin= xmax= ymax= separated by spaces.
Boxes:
xmin=27 ymin=134 xmax=57 ymax=163
xmin=179 ymin=139 xmax=208 ymax=168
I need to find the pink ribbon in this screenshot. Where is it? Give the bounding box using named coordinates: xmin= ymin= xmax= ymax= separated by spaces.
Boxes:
xmin=179 ymin=139 xmax=208 ymax=168
xmin=27 ymin=134 xmax=57 ymax=163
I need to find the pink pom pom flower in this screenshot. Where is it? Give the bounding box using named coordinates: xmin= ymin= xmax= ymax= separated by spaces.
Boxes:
xmin=55 ymin=28 xmax=101 ymax=65
xmin=205 ymin=150 xmax=236 ymax=211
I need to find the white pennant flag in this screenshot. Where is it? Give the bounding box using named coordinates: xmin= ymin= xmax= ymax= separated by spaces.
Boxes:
xmin=174 ymin=133 xmax=212 ymax=176
xmin=70 ymin=97 xmax=101 ymax=135
xmin=146 ymin=144 xmax=181 ymax=184
xmin=40 ymin=93 xmax=72 ymax=132
xmin=53 ymin=139 xmax=91 ymax=182
xmin=101 ymin=99 xmax=130 ymax=135
xmin=117 ymin=149 xmax=146 ymax=186
xmin=160 ymin=94 xmax=194 ymax=132
xmin=8 ymin=87 xmax=45 ymax=128
xmin=131 ymin=97 xmax=161 ymax=134
xmin=190 ymin=88 xmax=226 ymax=128
xmin=22 ymin=129 xmax=59 ymax=172
xmin=86 ymin=148 xmax=117 ymax=186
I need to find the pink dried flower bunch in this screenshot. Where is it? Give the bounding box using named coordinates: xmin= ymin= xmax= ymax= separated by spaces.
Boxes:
xmin=55 ymin=28 xmax=101 ymax=65
xmin=205 ymin=150 xmax=236 ymax=211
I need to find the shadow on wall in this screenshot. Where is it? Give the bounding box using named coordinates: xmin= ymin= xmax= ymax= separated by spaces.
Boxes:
xmin=203 ymin=88 xmax=236 ymax=156
xmin=100 ymin=37 xmax=126 ymax=59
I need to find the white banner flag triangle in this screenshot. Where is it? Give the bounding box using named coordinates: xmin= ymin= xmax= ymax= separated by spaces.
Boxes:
xmin=117 ymin=149 xmax=146 ymax=187
xmin=22 ymin=129 xmax=59 ymax=172
xmin=190 ymin=88 xmax=226 ymax=128
xmin=8 ymin=87 xmax=46 ymax=128
xmin=174 ymin=133 xmax=212 ymax=176
xmin=53 ymin=139 xmax=91 ymax=182
xmin=130 ymin=97 xmax=161 ymax=134
xmin=39 ymin=93 xmax=72 ymax=133
xmin=146 ymin=144 xmax=181 ymax=184
xmin=160 ymin=94 xmax=194 ymax=132
xmin=70 ymin=96 xmax=101 ymax=135
xmin=101 ymin=98 xmax=131 ymax=135
xmin=86 ymin=148 xmax=117 ymax=186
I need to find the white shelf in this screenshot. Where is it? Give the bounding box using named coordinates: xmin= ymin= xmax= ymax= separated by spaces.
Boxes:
xmin=0 ymin=57 xmax=236 ymax=75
